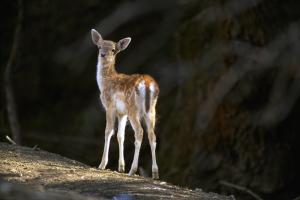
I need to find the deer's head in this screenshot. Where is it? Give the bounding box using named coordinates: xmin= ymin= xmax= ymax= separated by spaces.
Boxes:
xmin=91 ymin=29 xmax=131 ymax=64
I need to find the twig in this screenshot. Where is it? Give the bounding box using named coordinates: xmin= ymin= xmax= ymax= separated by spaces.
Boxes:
xmin=219 ymin=180 xmax=264 ymax=200
xmin=6 ymin=135 xmax=17 ymax=145
xmin=32 ymin=145 xmax=39 ymax=151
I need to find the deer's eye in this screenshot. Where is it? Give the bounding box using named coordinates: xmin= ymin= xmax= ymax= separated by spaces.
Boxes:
xmin=112 ymin=49 xmax=116 ymax=53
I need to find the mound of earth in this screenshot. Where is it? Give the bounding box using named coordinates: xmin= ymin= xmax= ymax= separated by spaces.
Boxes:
xmin=0 ymin=142 xmax=231 ymax=199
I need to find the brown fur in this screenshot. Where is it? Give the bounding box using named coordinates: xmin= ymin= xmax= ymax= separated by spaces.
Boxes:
xmin=100 ymin=72 xmax=159 ymax=115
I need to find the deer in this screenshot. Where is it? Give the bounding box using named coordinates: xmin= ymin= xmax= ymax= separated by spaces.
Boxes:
xmin=91 ymin=29 xmax=159 ymax=179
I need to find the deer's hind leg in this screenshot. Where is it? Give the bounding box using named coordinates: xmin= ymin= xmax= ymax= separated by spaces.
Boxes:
xmin=145 ymin=108 xmax=159 ymax=179
xmin=128 ymin=114 xmax=143 ymax=176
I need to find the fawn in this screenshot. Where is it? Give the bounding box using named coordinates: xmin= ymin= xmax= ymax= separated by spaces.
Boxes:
xmin=91 ymin=29 xmax=159 ymax=179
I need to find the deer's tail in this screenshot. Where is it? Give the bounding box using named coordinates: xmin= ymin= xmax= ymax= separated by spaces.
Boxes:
xmin=136 ymin=76 xmax=159 ymax=114
xmin=145 ymin=86 xmax=151 ymax=113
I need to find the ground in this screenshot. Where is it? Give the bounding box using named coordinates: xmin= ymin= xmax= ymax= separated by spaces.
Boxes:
xmin=0 ymin=142 xmax=231 ymax=200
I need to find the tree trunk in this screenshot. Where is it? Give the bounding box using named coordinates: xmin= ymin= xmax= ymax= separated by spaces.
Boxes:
xmin=4 ymin=0 xmax=23 ymax=144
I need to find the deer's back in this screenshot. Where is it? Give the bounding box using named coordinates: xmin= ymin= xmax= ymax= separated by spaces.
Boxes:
xmin=100 ymin=73 xmax=159 ymax=114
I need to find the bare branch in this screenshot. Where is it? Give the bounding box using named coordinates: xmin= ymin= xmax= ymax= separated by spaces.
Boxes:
xmin=193 ymin=0 xmax=262 ymax=25
xmin=194 ymin=21 xmax=300 ymax=131
xmin=219 ymin=180 xmax=264 ymax=200
xmin=293 ymin=196 xmax=300 ymax=200
xmin=4 ymin=0 xmax=23 ymax=144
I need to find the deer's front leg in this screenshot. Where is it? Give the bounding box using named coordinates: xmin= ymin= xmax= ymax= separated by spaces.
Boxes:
xmin=99 ymin=110 xmax=115 ymax=170
xmin=117 ymin=115 xmax=127 ymax=172
xmin=128 ymin=116 xmax=143 ymax=176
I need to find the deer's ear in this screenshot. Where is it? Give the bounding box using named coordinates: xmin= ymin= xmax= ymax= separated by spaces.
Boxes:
xmin=91 ymin=29 xmax=103 ymax=45
xmin=117 ymin=37 xmax=131 ymax=52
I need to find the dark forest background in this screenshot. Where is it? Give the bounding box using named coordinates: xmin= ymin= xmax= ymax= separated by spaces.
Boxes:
xmin=1 ymin=0 xmax=300 ymax=199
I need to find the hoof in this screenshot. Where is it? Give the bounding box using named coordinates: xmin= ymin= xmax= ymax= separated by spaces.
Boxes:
xmin=128 ymin=168 xmax=137 ymax=176
xmin=98 ymin=163 xmax=106 ymax=170
xmin=118 ymin=165 xmax=125 ymax=173
xmin=152 ymin=171 xmax=159 ymax=179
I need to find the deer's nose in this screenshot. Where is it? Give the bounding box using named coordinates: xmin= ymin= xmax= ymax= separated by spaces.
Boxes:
xmin=101 ymin=53 xmax=106 ymax=57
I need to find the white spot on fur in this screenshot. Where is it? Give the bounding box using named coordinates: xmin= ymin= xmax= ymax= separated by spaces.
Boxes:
xmin=138 ymin=81 xmax=146 ymax=96
xmin=116 ymin=98 xmax=126 ymax=113
xmin=136 ymin=81 xmax=146 ymax=114
xmin=149 ymin=83 xmax=155 ymax=93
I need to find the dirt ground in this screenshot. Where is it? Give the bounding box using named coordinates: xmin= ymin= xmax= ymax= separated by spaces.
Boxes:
xmin=0 ymin=142 xmax=231 ymax=199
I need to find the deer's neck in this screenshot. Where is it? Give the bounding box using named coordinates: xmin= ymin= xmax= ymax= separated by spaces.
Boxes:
xmin=96 ymin=58 xmax=117 ymax=92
